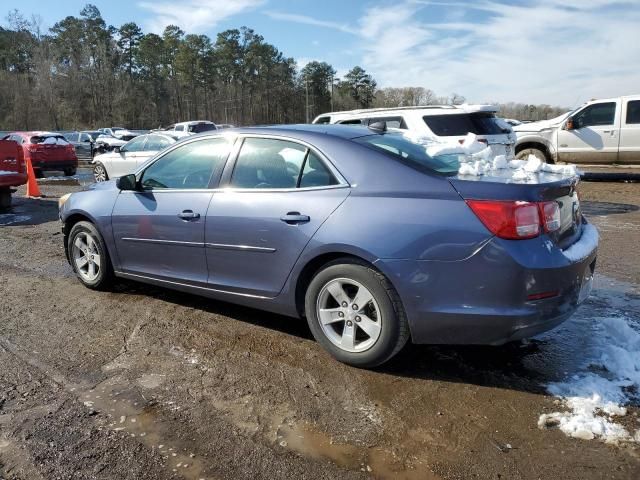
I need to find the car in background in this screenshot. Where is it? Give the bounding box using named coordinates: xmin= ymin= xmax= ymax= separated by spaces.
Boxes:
xmin=513 ymin=95 xmax=640 ymax=164
xmin=163 ymin=121 xmax=217 ymax=137
xmin=98 ymin=127 xmax=138 ymax=140
xmin=1 ymin=131 xmax=78 ymax=177
xmin=62 ymin=131 xmax=95 ymax=158
xmin=313 ymin=105 xmax=517 ymax=158
xmin=59 ymin=124 xmax=596 ymax=368
xmin=0 ymin=138 xmax=27 ymax=209
xmin=92 ymin=132 xmax=178 ymax=182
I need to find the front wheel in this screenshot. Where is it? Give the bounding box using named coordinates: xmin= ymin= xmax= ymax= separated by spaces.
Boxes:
xmin=68 ymin=221 xmax=113 ymax=290
xmin=516 ymin=147 xmax=551 ymax=163
xmin=93 ymin=162 xmax=109 ymax=182
xmin=305 ymin=259 xmax=409 ymax=368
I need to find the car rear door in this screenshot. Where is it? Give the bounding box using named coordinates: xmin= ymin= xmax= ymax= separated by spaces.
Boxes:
xmin=111 ymin=137 xmax=233 ymax=285
xmin=619 ymin=99 xmax=640 ymax=164
xmin=556 ymin=100 xmax=621 ymax=163
xmin=205 ymin=136 xmax=349 ymax=298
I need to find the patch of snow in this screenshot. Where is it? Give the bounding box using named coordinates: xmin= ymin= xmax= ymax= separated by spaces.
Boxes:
xmin=539 ymin=316 xmax=640 ymax=444
xmin=562 ymin=223 xmax=599 ymax=262
xmin=0 ymin=170 xmax=19 ymax=175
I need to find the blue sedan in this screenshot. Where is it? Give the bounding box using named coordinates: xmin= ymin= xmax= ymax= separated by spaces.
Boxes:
xmin=58 ymin=125 xmax=597 ymax=367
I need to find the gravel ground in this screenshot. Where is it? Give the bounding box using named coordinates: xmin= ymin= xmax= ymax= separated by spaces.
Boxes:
xmin=0 ymin=170 xmax=638 ymax=479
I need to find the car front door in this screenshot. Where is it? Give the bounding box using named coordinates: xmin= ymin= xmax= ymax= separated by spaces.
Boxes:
xmin=110 ymin=136 xmax=148 ymax=177
xmin=557 ymin=100 xmax=621 ymax=163
xmin=619 ymin=99 xmax=640 ymax=164
xmin=205 ymin=136 xmax=350 ymax=298
xmin=111 ymin=137 xmax=232 ymax=285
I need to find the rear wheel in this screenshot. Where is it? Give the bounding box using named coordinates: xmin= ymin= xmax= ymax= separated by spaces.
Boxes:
xmin=93 ymin=162 xmax=108 ymax=182
xmin=34 ymin=169 xmax=44 ymax=179
xmin=68 ymin=221 xmax=113 ymax=290
xmin=516 ymin=147 xmax=551 ymax=163
xmin=305 ymin=259 xmax=409 ymax=368
xmin=64 ymin=167 xmax=77 ymax=177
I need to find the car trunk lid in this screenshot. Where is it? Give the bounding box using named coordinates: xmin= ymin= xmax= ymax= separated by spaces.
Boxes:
xmin=28 ymin=135 xmax=75 ymax=161
xmin=448 ymin=171 xmax=582 ymax=249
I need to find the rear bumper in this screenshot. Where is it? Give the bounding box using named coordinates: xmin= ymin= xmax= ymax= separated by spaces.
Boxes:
xmin=0 ymin=172 xmax=28 ymax=188
xmin=380 ymin=234 xmax=597 ymax=345
xmin=31 ymin=159 xmax=78 ymax=171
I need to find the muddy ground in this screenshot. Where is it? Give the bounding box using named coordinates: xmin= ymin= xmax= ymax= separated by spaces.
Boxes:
xmin=0 ymin=170 xmax=639 ymax=479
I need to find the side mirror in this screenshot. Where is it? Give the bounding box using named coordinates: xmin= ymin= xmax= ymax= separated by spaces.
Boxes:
xmin=116 ymin=174 xmax=138 ymax=191
xmin=565 ymin=117 xmax=575 ymax=130
xmin=113 ymin=146 xmax=122 ymax=153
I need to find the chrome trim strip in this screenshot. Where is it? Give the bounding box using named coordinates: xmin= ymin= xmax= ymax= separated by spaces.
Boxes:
xmin=114 ymin=271 xmax=272 ymax=300
xmin=121 ymin=237 xmax=204 ymax=247
xmin=205 ymin=243 xmax=276 ymax=253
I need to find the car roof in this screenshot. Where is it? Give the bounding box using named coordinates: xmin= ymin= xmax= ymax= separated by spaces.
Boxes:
xmin=314 ymin=104 xmax=499 ymax=121
xmin=222 ymin=124 xmax=376 ymax=140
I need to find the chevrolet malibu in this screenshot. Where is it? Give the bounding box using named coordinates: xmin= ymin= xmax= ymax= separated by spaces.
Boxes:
xmin=58 ymin=125 xmax=598 ymax=367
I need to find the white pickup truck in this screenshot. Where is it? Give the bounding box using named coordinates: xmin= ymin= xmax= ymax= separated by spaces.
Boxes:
xmin=514 ymin=95 xmax=640 ymax=164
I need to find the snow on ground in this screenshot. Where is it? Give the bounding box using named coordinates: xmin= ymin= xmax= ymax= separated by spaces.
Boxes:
xmin=0 ymin=214 xmax=31 ymax=225
xmin=538 ymin=315 xmax=640 ymax=443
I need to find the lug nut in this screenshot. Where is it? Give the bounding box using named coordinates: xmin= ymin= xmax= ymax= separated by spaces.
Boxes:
xmin=341 ymin=301 xmax=348 ymax=307
xmin=352 ymin=304 xmax=358 ymax=310
xmin=338 ymin=311 xmax=344 ymax=318
xmin=346 ymin=320 xmax=353 ymax=327
xmin=355 ymin=316 xmax=361 ymax=322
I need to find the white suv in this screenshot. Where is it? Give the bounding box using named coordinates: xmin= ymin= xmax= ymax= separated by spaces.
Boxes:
xmin=163 ymin=121 xmax=217 ymax=138
xmin=312 ymin=105 xmax=516 ymax=158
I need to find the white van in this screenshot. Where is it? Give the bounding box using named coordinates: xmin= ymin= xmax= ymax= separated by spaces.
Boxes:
xmin=313 ymin=105 xmax=517 ymax=158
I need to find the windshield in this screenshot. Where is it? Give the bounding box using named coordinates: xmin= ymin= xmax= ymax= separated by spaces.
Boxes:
xmin=423 ymin=112 xmax=510 ymax=136
xmin=188 ymin=123 xmax=217 ymax=133
xmin=354 ymin=133 xmax=461 ymax=176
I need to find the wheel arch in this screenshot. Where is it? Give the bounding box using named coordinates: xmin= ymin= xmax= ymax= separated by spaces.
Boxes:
xmin=515 ymin=141 xmax=553 ymax=163
xmin=62 ymin=212 xmax=98 ymax=261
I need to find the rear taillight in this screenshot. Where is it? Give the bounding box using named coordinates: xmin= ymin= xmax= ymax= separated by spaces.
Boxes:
xmin=540 ymin=201 xmax=561 ymax=233
xmin=466 ymin=200 xmax=541 ymax=239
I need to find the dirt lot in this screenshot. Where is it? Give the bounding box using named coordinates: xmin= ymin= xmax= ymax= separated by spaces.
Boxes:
xmin=0 ymin=171 xmax=639 ymax=479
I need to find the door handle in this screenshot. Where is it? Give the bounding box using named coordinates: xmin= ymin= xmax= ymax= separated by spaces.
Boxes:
xmin=178 ymin=210 xmax=200 ymax=221
xmin=280 ymin=212 xmax=310 ymax=224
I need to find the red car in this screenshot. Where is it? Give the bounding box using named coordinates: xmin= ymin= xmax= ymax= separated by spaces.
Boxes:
xmin=1 ymin=131 xmax=78 ymax=178
xmin=0 ymin=139 xmax=28 ymax=209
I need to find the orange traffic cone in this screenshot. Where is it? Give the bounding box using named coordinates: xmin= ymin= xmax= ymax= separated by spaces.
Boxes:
xmin=25 ymin=157 xmax=42 ymax=198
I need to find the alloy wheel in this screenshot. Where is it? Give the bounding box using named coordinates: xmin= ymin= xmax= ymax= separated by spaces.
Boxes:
xmin=316 ymin=278 xmax=382 ymax=353
xmin=94 ymin=164 xmax=107 ymax=182
xmin=72 ymin=232 xmax=101 ymax=282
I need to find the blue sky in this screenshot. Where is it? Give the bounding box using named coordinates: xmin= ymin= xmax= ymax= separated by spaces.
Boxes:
xmin=5 ymin=0 xmax=640 ymax=107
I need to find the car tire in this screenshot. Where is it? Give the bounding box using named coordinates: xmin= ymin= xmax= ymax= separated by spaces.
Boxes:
xmin=64 ymin=167 xmax=77 ymax=177
xmin=93 ymin=162 xmax=109 ymax=182
xmin=305 ymin=258 xmax=410 ymax=368
xmin=34 ymin=169 xmax=44 ymax=179
xmin=68 ymin=221 xmax=113 ymax=290
xmin=516 ymin=147 xmax=551 ymax=163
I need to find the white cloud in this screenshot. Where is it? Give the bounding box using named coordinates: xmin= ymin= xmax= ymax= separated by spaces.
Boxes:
xmin=138 ymin=0 xmax=265 ymax=34
xmin=356 ymin=0 xmax=640 ymax=106
xmin=265 ymin=11 xmax=356 ymax=34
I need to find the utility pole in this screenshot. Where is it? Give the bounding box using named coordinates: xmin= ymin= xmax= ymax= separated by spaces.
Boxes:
xmin=305 ymin=79 xmax=310 ymax=123
xmin=330 ymin=74 xmax=334 ymax=112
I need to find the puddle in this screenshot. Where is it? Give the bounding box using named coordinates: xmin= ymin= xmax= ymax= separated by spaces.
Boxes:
xmin=78 ymin=377 xmax=212 ymax=480
xmin=278 ymin=423 xmax=439 ymax=480
xmin=0 ymin=213 xmax=31 ymax=225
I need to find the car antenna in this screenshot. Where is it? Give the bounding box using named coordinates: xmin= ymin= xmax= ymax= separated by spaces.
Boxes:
xmin=368 ymin=121 xmax=387 ymax=133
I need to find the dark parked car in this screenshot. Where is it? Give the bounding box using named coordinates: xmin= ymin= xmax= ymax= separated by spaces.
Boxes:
xmin=58 ymin=125 xmax=597 ymax=367
xmin=62 ymin=131 xmax=95 ymax=158
xmin=3 ymin=131 xmax=78 ymax=177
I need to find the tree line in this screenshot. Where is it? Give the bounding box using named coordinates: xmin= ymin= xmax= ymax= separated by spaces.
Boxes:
xmin=0 ymin=5 xmax=568 ymax=131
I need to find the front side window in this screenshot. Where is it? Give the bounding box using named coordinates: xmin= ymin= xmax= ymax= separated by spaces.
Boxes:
xmin=573 ymin=102 xmax=616 ymax=128
xmin=625 ymin=100 xmax=640 ymax=124
xmin=230 ymin=137 xmax=338 ymax=189
xmin=175 ymin=125 xmax=185 ymax=132
xmin=188 ymin=123 xmax=217 ymax=133
xmin=122 ymin=136 xmax=147 ymax=152
xmin=339 ymin=119 xmax=363 ymax=125
xmin=314 ymin=116 xmax=331 ymax=124
xmin=141 ymin=137 xmax=231 ymax=190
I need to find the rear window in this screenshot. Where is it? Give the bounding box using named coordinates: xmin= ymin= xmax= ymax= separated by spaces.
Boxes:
xmin=314 ymin=116 xmax=331 ymax=124
xmin=354 ymin=133 xmax=460 ymax=176
xmin=30 ymin=135 xmax=68 ymax=144
xmin=188 ymin=123 xmax=217 ymax=133
xmin=423 ymin=113 xmax=508 ymax=136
